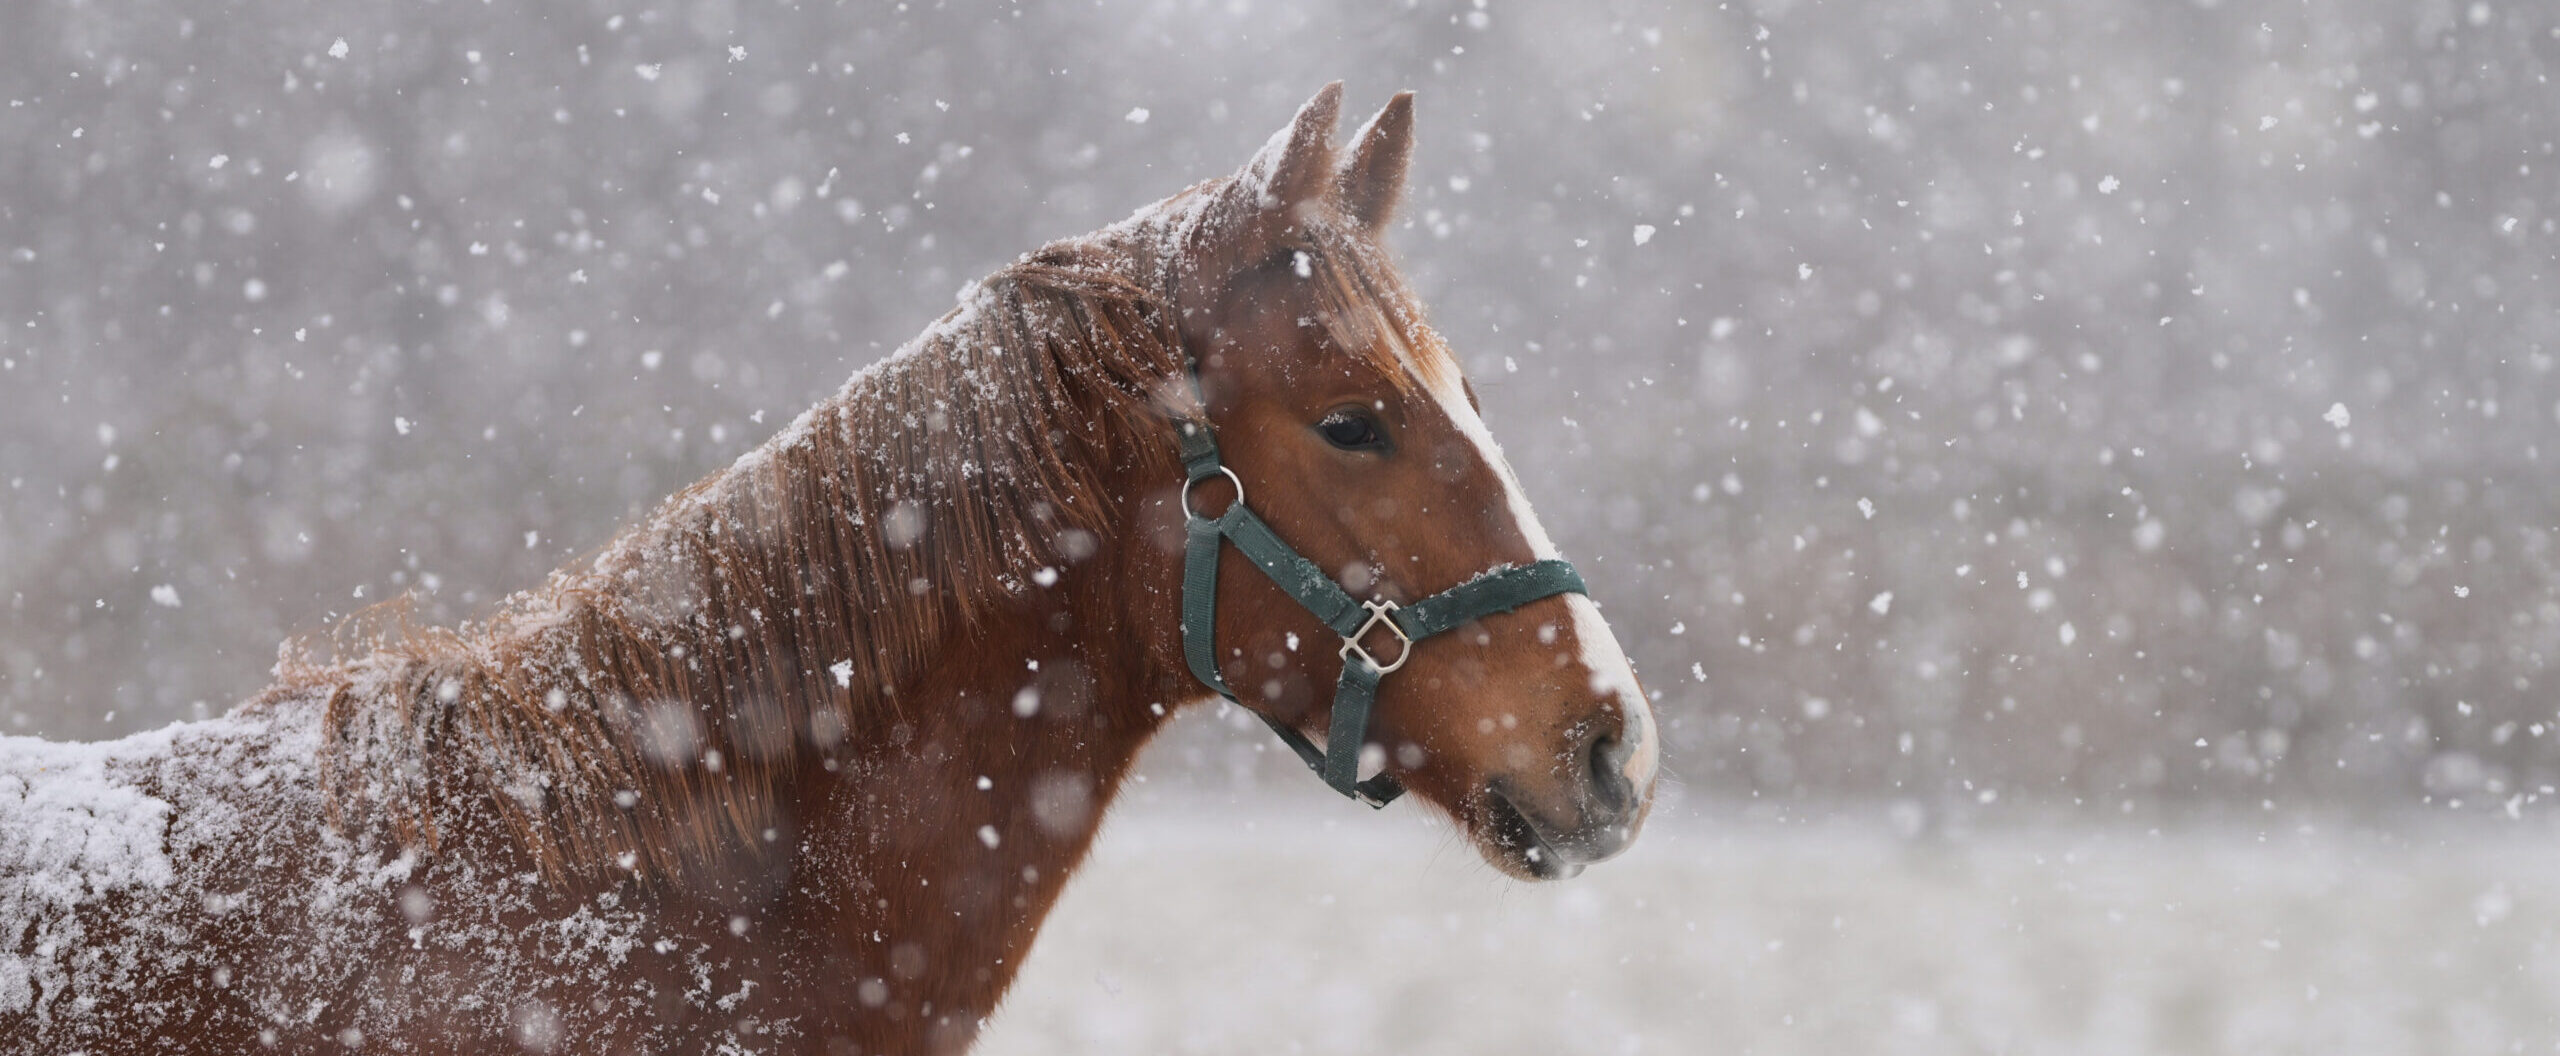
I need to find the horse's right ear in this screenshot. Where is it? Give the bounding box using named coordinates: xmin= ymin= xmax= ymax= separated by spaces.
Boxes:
xmin=1237 ymin=82 xmax=1344 ymax=214
xmin=1338 ymin=91 xmax=1414 ymax=232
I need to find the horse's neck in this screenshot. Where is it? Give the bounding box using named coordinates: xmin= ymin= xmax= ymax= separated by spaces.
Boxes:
xmin=571 ymin=402 xmax=1188 ymax=1038
xmin=766 ymin=532 xmax=1182 ymax=1043
xmin=783 ymin=591 xmax=1170 ymax=1037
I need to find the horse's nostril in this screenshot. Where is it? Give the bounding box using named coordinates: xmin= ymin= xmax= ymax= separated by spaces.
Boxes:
xmin=1586 ymin=731 xmax=1636 ymax=814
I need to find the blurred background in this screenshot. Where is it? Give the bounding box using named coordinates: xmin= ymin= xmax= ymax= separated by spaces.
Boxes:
xmin=3 ymin=0 xmax=2555 ymax=1051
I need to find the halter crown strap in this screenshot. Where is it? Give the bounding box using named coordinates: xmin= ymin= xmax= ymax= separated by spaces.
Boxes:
xmin=1174 ymin=410 xmax=1588 ymax=808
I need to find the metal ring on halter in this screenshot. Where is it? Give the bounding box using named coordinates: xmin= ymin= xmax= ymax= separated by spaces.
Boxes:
xmin=1338 ymin=598 xmax=1413 ymax=674
xmin=1180 ymin=465 xmax=1246 ymax=522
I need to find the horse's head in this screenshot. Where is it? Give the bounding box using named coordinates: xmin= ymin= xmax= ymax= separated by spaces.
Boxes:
xmin=1162 ymin=85 xmax=1659 ymax=880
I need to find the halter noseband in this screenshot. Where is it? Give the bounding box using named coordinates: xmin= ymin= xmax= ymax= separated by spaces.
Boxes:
xmin=1172 ymin=383 xmax=1588 ymax=808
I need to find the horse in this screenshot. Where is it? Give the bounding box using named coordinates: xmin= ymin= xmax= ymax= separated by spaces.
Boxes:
xmin=0 ymin=83 xmax=1659 ymax=1055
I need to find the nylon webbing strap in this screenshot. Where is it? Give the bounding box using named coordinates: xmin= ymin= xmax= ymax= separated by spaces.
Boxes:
xmin=1324 ymin=661 xmax=1386 ymax=795
xmin=1392 ymin=560 xmax=1586 ymax=640
xmin=1176 ymin=419 xmax=1221 ymax=480
xmin=1181 ymin=514 xmax=1230 ymax=696
xmin=1173 ymin=410 xmax=1587 ymax=808
xmin=1216 ymin=506 xmax=1365 ymax=638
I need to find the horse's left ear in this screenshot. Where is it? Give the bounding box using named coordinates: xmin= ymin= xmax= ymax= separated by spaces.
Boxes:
xmin=1338 ymin=91 xmax=1414 ymax=232
xmin=1239 ymin=82 xmax=1344 ymax=213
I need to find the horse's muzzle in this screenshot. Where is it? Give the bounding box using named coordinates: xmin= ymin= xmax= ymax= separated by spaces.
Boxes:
xmin=1481 ymin=731 xmax=1651 ymax=881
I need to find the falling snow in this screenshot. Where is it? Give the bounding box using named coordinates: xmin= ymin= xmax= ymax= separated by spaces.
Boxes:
xmin=4 ymin=0 xmax=2556 ymax=1051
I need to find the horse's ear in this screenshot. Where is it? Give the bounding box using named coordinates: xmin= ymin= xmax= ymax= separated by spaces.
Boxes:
xmin=1239 ymin=82 xmax=1343 ymax=213
xmin=1338 ymin=91 xmax=1414 ymax=232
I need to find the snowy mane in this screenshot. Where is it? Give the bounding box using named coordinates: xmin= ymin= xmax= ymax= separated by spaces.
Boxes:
xmin=261 ymin=224 xmax=1203 ymax=885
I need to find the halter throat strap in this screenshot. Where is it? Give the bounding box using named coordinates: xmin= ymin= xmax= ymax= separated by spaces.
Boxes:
xmin=1173 ymin=409 xmax=1588 ymax=808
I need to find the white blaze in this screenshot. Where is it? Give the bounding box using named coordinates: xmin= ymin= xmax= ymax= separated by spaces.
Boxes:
xmin=1378 ymin=318 xmax=1662 ymax=795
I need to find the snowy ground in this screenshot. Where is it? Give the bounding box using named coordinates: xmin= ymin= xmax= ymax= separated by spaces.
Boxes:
xmin=983 ymin=787 xmax=2560 ymax=1056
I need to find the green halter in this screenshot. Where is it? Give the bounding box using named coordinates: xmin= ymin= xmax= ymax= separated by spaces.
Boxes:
xmin=1173 ymin=402 xmax=1589 ymax=808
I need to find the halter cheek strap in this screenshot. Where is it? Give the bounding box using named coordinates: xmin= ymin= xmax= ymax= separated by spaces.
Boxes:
xmin=1172 ymin=414 xmax=1589 ymax=808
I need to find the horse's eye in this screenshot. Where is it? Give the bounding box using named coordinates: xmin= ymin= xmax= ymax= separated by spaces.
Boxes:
xmin=1317 ymin=411 xmax=1386 ymax=452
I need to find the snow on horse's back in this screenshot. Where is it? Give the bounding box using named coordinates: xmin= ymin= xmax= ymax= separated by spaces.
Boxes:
xmin=0 ymin=698 xmax=387 ymax=1041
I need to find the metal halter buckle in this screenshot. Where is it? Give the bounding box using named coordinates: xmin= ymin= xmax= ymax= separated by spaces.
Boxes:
xmin=1179 ymin=465 xmax=1245 ymax=522
xmin=1338 ymin=599 xmax=1413 ymax=674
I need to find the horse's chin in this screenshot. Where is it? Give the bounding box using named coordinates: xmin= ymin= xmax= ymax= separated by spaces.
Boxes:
xmin=1471 ymin=786 xmax=1588 ymax=882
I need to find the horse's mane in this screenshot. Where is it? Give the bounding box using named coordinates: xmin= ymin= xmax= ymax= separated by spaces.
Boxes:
xmin=259 ymin=210 xmax=1209 ymax=883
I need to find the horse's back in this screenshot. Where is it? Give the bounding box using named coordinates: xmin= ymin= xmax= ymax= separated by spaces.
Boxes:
xmin=0 ymin=697 xmax=388 ymax=1049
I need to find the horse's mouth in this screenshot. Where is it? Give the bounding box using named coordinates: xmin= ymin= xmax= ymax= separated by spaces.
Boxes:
xmin=1479 ymin=784 xmax=1585 ymax=881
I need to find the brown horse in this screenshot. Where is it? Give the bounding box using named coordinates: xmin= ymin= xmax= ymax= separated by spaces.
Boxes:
xmin=0 ymin=83 xmax=1657 ymax=1054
